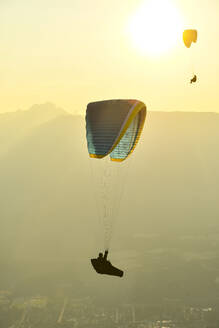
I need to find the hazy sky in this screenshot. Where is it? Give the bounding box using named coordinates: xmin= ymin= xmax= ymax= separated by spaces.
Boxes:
xmin=1 ymin=0 xmax=219 ymax=114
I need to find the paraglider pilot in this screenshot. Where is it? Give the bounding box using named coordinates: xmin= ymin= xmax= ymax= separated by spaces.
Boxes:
xmin=190 ymin=74 xmax=197 ymax=84
xmin=91 ymin=250 xmax=123 ymax=277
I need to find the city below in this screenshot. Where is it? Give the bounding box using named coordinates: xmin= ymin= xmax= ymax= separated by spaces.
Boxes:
xmin=0 ymin=290 xmax=217 ymax=328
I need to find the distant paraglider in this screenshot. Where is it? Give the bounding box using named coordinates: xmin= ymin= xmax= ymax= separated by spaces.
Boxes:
xmin=183 ymin=29 xmax=198 ymax=84
xmin=91 ymin=251 xmax=124 ymax=277
xmin=86 ymin=99 xmax=146 ymax=277
xmin=183 ymin=29 xmax=197 ymax=48
xmin=190 ymin=74 xmax=197 ymax=84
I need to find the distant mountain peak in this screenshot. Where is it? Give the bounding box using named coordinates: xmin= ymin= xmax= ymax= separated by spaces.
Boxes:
xmin=28 ymin=102 xmax=67 ymax=116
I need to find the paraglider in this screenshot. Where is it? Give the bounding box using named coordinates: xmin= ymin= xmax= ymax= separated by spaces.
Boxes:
xmin=85 ymin=99 xmax=146 ymax=277
xmin=183 ymin=29 xmax=197 ymax=48
xmin=183 ymin=29 xmax=198 ymax=83
xmin=190 ymin=74 xmax=197 ymax=84
xmin=91 ymin=251 xmax=124 ymax=277
xmin=86 ymin=99 xmax=146 ymax=162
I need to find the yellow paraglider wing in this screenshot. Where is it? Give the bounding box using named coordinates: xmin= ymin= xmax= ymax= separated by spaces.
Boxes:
xmin=183 ymin=29 xmax=197 ymax=48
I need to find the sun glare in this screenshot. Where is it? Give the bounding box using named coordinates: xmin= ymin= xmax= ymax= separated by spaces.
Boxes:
xmin=128 ymin=0 xmax=183 ymax=56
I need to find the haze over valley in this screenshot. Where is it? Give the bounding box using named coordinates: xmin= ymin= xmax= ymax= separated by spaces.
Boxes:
xmin=0 ymin=103 xmax=219 ymax=306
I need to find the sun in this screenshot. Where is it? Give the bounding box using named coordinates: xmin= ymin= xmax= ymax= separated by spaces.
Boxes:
xmin=128 ymin=0 xmax=183 ymax=56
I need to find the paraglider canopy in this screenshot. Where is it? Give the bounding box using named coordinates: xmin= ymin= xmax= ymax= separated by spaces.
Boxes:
xmin=183 ymin=29 xmax=197 ymax=48
xmin=86 ymin=99 xmax=146 ymax=162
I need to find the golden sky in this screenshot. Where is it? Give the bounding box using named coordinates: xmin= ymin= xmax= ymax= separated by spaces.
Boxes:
xmin=1 ymin=0 xmax=219 ymax=114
